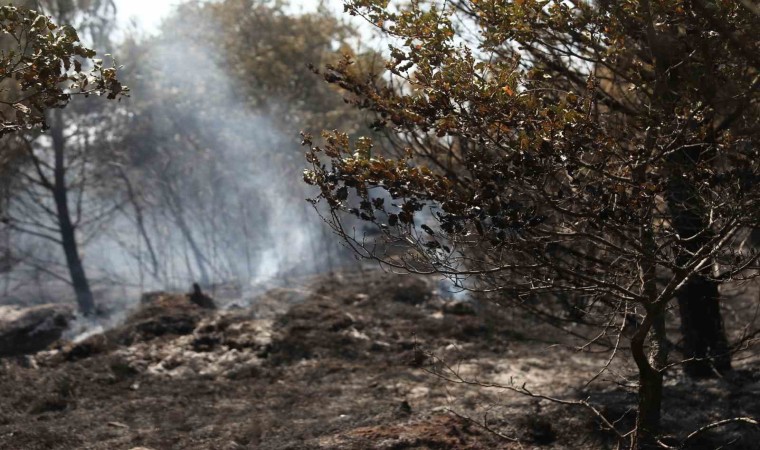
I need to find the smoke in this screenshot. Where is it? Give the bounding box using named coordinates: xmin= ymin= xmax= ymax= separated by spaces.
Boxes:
xmin=96 ymin=18 xmax=344 ymax=295
xmin=0 ymin=7 xmax=348 ymax=314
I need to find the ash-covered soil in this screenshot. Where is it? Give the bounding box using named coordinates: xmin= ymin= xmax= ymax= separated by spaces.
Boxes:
xmin=0 ymin=270 xmax=758 ymax=449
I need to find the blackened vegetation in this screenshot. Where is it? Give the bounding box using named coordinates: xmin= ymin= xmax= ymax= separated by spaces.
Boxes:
xmin=0 ymin=305 xmax=73 ymax=357
xmin=65 ymin=292 xmax=214 ymax=361
xmin=188 ymin=283 xmax=217 ymax=310
xmin=0 ymin=271 xmax=757 ymax=449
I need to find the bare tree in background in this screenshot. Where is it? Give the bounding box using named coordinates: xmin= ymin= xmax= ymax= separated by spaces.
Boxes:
xmin=0 ymin=2 xmax=125 ymax=314
xmin=91 ymin=0 xmax=383 ymax=288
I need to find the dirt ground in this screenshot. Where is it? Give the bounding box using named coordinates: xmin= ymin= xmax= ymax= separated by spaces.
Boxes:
xmin=0 ymin=270 xmax=758 ymax=449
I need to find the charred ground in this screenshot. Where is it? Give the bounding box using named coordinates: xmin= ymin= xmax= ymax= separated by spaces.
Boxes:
xmin=0 ymin=270 xmax=758 ymax=449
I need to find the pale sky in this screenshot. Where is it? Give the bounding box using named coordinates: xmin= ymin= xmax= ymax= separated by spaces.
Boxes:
xmin=114 ymin=0 xmax=178 ymax=33
xmin=113 ymin=0 xmax=342 ymax=35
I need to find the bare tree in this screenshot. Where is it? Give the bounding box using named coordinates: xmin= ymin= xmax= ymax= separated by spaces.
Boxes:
xmin=0 ymin=2 xmax=125 ymax=314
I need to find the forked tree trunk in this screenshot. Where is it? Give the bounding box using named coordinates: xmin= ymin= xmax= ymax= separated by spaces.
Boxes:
xmin=50 ymin=109 xmax=96 ymax=316
xmin=631 ymin=216 xmax=667 ymax=450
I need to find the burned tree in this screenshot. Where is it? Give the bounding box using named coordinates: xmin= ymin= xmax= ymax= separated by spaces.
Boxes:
xmin=304 ymin=1 xmax=759 ymax=447
xmin=0 ymin=4 xmax=126 ymax=315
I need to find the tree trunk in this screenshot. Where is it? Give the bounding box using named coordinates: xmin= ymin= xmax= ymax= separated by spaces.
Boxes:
xmin=676 ymin=275 xmax=731 ymax=377
xmin=117 ymin=168 xmax=162 ymax=283
xmin=648 ymin=0 xmax=733 ymax=377
xmin=631 ymin=213 xmax=667 ymax=450
xmin=51 ymin=109 xmax=96 ymax=316
xmin=171 ymin=202 xmax=211 ymax=286
xmin=636 ymin=366 xmax=664 ymax=449
xmin=667 ymin=173 xmax=732 ymax=377
xmin=162 ymin=184 xmax=211 ymax=286
xmin=631 ymin=305 xmax=667 ymax=450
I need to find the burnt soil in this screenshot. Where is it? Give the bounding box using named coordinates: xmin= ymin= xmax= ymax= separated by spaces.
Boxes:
xmin=0 ymin=270 xmax=758 ymax=449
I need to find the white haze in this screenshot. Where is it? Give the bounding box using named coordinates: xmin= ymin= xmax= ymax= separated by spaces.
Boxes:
xmin=113 ymin=0 xmax=346 ymax=35
xmin=114 ymin=0 xmax=177 ymax=33
xmin=92 ymin=22 xmax=343 ymax=295
xmin=1 ymin=4 xmax=349 ymax=319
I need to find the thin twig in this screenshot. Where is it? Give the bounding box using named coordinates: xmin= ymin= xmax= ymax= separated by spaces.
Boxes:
xmin=681 ymin=417 xmax=759 ymax=447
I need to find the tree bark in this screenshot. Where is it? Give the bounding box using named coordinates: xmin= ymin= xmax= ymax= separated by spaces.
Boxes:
xmin=117 ymin=168 xmax=162 ymax=283
xmin=631 ymin=304 xmax=667 ymax=450
xmin=636 ymin=365 xmax=664 ymax=449
xmin=631 ymin=209 xmax=667 ymax=450
xmin=173 ymin=206 xmax=211 ymax=286
xmin=675 ymin=275 xmax=731 ymax=377
xmin=666 ymin=173 xmax=732 ymax=377
xmin=50 ymin=109 xmax=96 ymax=316
xmin=645 ymin=0 xmax=733 ymax=378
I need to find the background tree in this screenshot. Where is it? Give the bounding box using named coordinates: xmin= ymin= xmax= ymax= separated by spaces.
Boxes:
xmin=304 ymin=1 xmax=759 ymax=447
xmin=0 ymin=2 xmax=125 ymax=315
xmin=2 ymin=0 xmax=375 ymax=303
xmin=96 ymin=0 xmax=381 ymax=288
